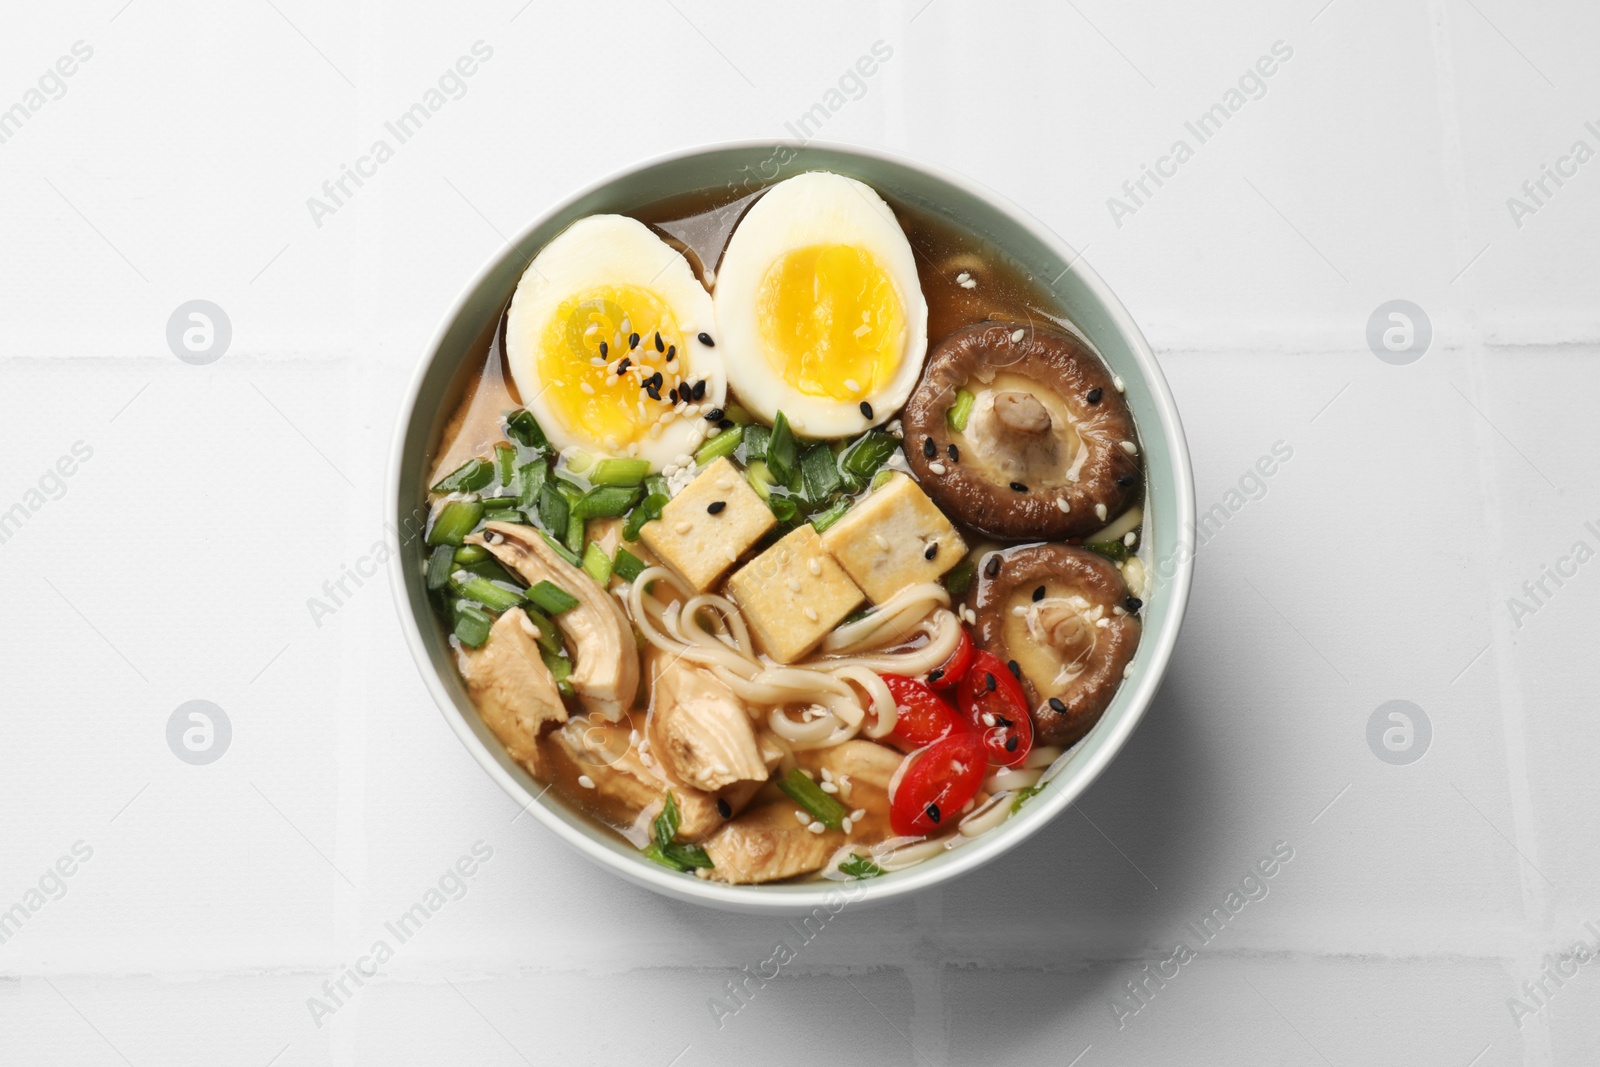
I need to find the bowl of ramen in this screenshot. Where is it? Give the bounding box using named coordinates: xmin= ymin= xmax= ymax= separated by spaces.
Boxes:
xmin=389 ymin=142 xmax=1194 ymax=911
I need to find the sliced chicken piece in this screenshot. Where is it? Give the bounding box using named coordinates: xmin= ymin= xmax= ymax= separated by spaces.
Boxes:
xmin=646 ymin=649 xmax=768 ymax=792
xmin=703 ymin=799 xmax=846 ymax=884
xmin=547 ymin=714 xmax=727 ymax=840
xmin=458 ymin=608 xmax=567 ymax=778
xmin=798 ymin=741 xmax=901 ymax=844
xmin=469 ymin=522 xmax=640 ymax=721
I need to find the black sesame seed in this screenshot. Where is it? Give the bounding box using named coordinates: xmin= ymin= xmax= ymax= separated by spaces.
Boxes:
xmin=1086 ymin=387 xmax=1103 ymax=404
xmin=716 ymin=797 xmax=733 ymax=819
xmin=924 ymin=543 xmax=938 ymax=560
xmin=1005 ymin=735 xmax=1019 ymax=752
xmin=654 ymin=332 xmax=664 ymax=352
xmin=704 ymin=407 xmax=725 ymax=422
xmin=692 ymin=380 xmax=706 ymax=400
xmin=707 ymin=500 xmax=727 ymax=515
xmin=922 ymin=437 xmax=937 ymax=458
xmin=668 ymin=386 xmax=680 ymax=404
xmin=1125 ymin=596 xmax=1143 ymax=615
xmin=616 ymin=357 xmax=631 ymax=375
xmin=599 ymin=341 xmax=608 ymax=358
xmin=718 ymin=418 xmax=734 ymax=430
xmin=1048 ymin=697 xmax=1066 ymax=713
xmin=859 ymin=401 xmax=873 ymax=419
xmin=984 ymin=672 xmax=996 ymax=692
xmin=1010 ymin=481 xmax=1029 ymax=493
xmin=984 ymin=556 xmax=1001 ymax=579
xmin=698 ymin=332 xmax=715 ymax=347
xmin=628 ymin=332 xmax=640 ymax=350
xmin=946 ymin=443 xmax=959 ymax=462
xmin=994 ymin=714 xmax=1012 ymax=729
xmin=1116 ymin=474 xmax=1135 ymax=487
xmin=928 ymin=667 xmax=945 ymax=684
xmin=1032 ymin=585 xmax=1045 ymax=602
xmin=666 ymin=345 xmax=676 ymax=362
xmin=645 ymin=386 xmax=661 ymax=401
xmin=925 ymin=803 xmax=941 ymax=825
xmin=1007 ymin=659 xmax=1021 ymax=679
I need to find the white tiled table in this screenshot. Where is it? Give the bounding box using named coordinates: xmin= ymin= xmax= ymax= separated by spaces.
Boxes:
xmin=4 ymin=1 xmax=1597 ymax=1064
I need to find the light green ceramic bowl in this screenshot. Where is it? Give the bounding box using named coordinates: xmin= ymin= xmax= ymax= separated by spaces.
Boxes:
xmin=388 ymin=141 xmax=1195 ymax=913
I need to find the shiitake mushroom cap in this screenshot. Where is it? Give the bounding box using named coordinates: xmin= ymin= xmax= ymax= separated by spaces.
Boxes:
xmin=902 ymin=322 xmax=1140 ymax=541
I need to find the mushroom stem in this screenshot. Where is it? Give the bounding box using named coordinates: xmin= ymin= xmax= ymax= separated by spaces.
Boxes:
xmin=993 ymin=391 xmax=1052 ymax=435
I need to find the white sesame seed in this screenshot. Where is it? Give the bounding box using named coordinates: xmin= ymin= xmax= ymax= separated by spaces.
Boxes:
xmin=663 ymin=463 xmax=677 ymax=477
xmin=786 ymin=578 xmax=801 ymax=593
xmin=1095 ymin=503 xmax=1108 ymax=521
xmin=717 ymin=477 xmax=735 ymax=490
xmin=805 ymin=607 xmax=819 ymax=622
xmin=796 ymin=810 xmax=810 ymax=824
xmin=844 ymin=378 xmax=861 ymax=393
xmin=1120 ymin=440 xmax=1138 ymax=455
xmin=1096 ymin=617 xmax=1110 ymax=628
xmin=1012 ymin=605 xmax=1028 ymax=617
xmin=820 ymin=781 xmax=838 ymax=794
xmin=851 ymin=808 xmax=866 ymax=821
xmin=959 ymin=278 xmax=977 ymax=289
xmin=807 ymin=558 xmax=822 ymax=576
xmin=821 ymin=769 xmax=834 ymax=782
xmin=1114 ymin=375 xmax=1125 ymax=392
xmin=982 ymin=713 xmax=996 ymax=727
xmin=689 ymin=429 xmax=705 ymax=448
xmin=629 ymin=730 xmax=640 ymax=745
xmin=1056 ymin=498 xmax=1070 ymax=512
xmin=874 ymin=535 xmax=890 ymax=551
xmin=675 ymin=521 xmax=693 ymax=534
xmin=726 ymin=547 xmax=738 ymax=562
xmin=808 ymin=821 xmax=826 ymax=834
xmin=1010 ymin=328 xmax=1025 ymax=342
xmin=928 ymin=461 xmax=947 ymax=475
xmin=578 ymin=775 xmax=595 ymax=789
xmin=1123 ymin=531 xmax=1137 ymax=546
xmin=956 ymin=272 xmax=971 ymax=283
xmin=706 ymin=425 xmax=721 ymax=439
xmin=580 ymin=382 xmax=595 ymax=395
xmin=1124 ymin=661 xmax=1134 ymax=678
xmin=841 ymin=817 xmax=853 ymax=833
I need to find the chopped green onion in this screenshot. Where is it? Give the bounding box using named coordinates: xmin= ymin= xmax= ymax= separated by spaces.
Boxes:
xmin=654 ymin=790 xmax=683 ymax=847
xmin=494 ymin=443 xmax=517 ymax=488
xmin=644 ymin=473 xmax=669 ymax=499
xmin=694 ymin=424 xmax=744 ymax=466
xmin=777 ymin=767 xmax=849 ymax=830
xmin=590 ymin=457 xmax=651 ymax=486
xmin=517 ymin=461 xmax=548 ymax=510
xmin=523 ymin=604 xmax=561 ymax=655
xmin=564 ymin=448 xmax=595 ymax=474
xmin=1086 ymin=540 xmax=1129 ymax=563
xmin=453 ymin=544 xmax=490 ymax=565
xmin=581 ymin=541 xmax=613 ymax=585
xmin=838 ymin=854 xmax=885 ymax=880
xmin=743 ymin=423 xmax=771 ymax=461
xmin=1010 ymin=782 xmax=1045 ymax=813
xmin=947 ymin=388 xmax=976 ymax=432
xmin=481 ymin=506 xmax=525 ymax=526
xmin=641 ymin=841 xmax=713 ymax=871
xmin=944 ymin=557 xmax=976 ymax=597
xmin=839 ymin=431 xmax=898 ymax=488
xmin=538 ymin=529 xmax=582 ymax=568
xmin=810 ymin=496 xmax=850 ymax=534
xmin=801 ymin=443 xmax=843 ymax=503
xmin=564 ymin=509 xmax=585 ymax=554
xmin=541 ymin=648 xmax=574 ymax=695
xmin=527 ymin=580 xmax=580 ymax=615
xmin=723 ymin=403 xmax=753 ymax=425
xmin=506 ymin=409 xmax=548 ymax=449
xmin=768 ymin=496 xmax=799 ymax=524
xmin=871 ymin=468 xmax=897 ymax=491
xmin=574 ymin=485 xmax=643 ymax=520
xmin=425 ymin=545 xmax=456 ymax=591
xmin=622 ymin=492 xmax=669 ymax=541
xmin=458 ymin=555 xmax=516 ymax=583
xmin=536 ymin=482 xmax=569 ymax=535
xmin=766 ymin=412 xmax=798 ymax=487
xmin=744 ymin=459 xmax=773 ymax=500
xmin=431 ymin=458 xmax=494 ymax=494
xmin=449 ymin=572 xmax=524 ymax=614
xmin=612 ymin=547 xmax=646 ymax=583
xmin=451 ymin=602 xmax=493 ymax=647
xmin=426 ymin=499 xmax=484 ymax=546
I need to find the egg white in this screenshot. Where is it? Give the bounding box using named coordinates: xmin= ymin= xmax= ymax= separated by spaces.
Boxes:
xmin=505 ymin=214 xmax=725 ymax=470
xmin=713 ymin=172 xmax=928 ymax=439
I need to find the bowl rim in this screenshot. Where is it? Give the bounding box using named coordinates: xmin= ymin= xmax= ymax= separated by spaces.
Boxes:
xmin=387 ymin=138 xmax=1195 ymax=913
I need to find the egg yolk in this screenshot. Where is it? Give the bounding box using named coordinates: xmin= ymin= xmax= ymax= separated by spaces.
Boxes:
xmin=756 ymin=244 xmax=905 ymax=400
xmin=538 ymin=285 xmax=689 ymax=451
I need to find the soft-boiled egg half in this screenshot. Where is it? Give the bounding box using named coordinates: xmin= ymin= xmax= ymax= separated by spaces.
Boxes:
xmin=505 ymin=214 xmax=725 ymax=470
xmin=714 ymin=172 xmax=927 ymax=438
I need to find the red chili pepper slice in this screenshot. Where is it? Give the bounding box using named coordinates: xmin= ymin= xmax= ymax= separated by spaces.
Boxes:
xmin=882 ymin=673 xmax=965 ymax=752
xmin=955 ymin=650 xmax=1034 ymax=767
xmin=926 ymin=627 xmax=974 ymax=690
xmin=889 ymin=730 xmax=988 ymax=837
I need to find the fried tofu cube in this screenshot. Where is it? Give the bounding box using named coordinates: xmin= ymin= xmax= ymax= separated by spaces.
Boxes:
xmin=820 ymin=473 xmax=967 ymax=603
xmin=641 ymin=457 xmax=776 ymax=591
xmin=725 ymin=525 xmax=863 ymax=663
